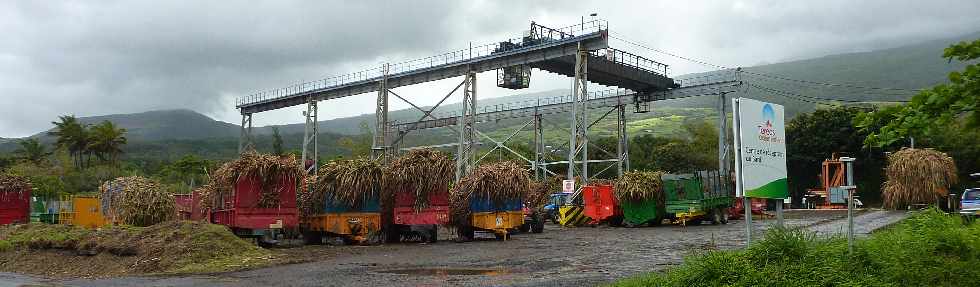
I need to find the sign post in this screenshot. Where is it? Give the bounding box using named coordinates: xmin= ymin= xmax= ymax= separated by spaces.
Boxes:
xmin=732 ymin=97 xmax=789 ymax=244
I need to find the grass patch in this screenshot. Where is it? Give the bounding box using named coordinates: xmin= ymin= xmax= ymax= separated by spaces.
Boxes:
xmin=0 ymin=221 xmax=273 ymax=276
xmin=611 ymin=208 xmax=980 ymax=287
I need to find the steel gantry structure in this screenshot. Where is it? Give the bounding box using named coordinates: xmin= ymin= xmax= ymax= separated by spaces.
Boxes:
xmin=236 ymin=20 xmax=740 ymax=200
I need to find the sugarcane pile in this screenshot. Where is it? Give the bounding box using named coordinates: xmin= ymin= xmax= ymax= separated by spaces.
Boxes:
xmin=0 ymin=174 xmax=31 ymax=201
xmin=387 ymin=149 xmax=455 ymax=211
xmin=527 ymin=176 xmax=563 ymax=210
xmin=300 ymin=158 xmax=385 ymax=216
xmin=615 ymin=171 xmax=666 ymax=207
xmin=199 ymin=151 xmax=303 ymax=209
xmin=449 ymin=161 xmax=531 ymax=229
xmin=882 ymin=148 xmax=958 ymax=209
xmin=100 ymin=176 xmax=175 ymax=227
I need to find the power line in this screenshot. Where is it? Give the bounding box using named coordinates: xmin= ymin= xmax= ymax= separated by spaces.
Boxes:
xmin=608 ymin=32 xmax=924 ymax=94
xmin=748 ymin=82 xmax=910 ymax=104
xmin=742 ymin=73 xmax=918 ymax=97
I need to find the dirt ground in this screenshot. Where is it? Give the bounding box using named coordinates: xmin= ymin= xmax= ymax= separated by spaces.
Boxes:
xmin=2 ymin=209 xmax=908 ymax=287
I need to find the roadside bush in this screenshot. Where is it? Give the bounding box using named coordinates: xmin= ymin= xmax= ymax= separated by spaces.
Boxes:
xmin=612 ymin=208 xmax=980 ymax=287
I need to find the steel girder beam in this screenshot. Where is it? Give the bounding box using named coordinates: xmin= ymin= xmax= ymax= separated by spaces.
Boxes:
xmin=391 ymin=81 xmax=741 ymax=133
xmin=301 ymin=99 xmax=319 ymax=173
xmin=238 ymin=113 xmax=253 ymax=154
xmin=455 ymin=72 xmax=478 ymax=181
xmin=568 ymin=43 xmax=589 ymax=184
xmin=372 ymin=64 xmax=390 ymax=163
xmin=533 ymin=114 xmax=544 ymax=180
xmin=617 ymin=104 xmax=630 ymax=176
xmin=389 ymin=78 xmax=466 ymax=148
xmin=238 ymin=32 xmax=608 ymax=114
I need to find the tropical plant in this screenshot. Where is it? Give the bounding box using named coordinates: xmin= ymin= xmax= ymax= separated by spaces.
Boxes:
xmin=49 ymin=115 xmax=89 ymax=168
xmin=87 ymin=120 xmax=127 ymax=164
xmin=13 ymin=138 xmax=51 ymax=164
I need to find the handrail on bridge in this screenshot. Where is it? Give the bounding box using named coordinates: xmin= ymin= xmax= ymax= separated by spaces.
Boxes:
xmin=237 ymin=19 xmax=609 ymax=109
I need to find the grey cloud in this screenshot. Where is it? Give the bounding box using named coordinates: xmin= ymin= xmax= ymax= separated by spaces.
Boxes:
xmin=1 ymin=0 xmax=979 ymax=137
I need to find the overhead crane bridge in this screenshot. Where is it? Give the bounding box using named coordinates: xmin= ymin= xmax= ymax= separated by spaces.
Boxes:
xmin=237 ymin=20 xmax=741 ymax=199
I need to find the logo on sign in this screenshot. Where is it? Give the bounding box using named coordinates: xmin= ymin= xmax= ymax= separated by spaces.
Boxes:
xmin=757 ymin=104 xmax=783 ymax=144
xmin=562 ymin=180 xmax=575 ymax=192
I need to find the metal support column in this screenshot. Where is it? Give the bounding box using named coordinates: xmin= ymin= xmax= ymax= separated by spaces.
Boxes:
xmin=456 ymin=71 xmax=477 ymax=181
xmin=239 ymin=113 xmax=253 ymax=154
xmin=568 ymin=42 xmax=589 ymax=183
xmin=301 ymin=99 xmax=319 ymax=173
xmin=533 ymin=113 xmax=544 ymax=180
xmin=616 ymin=104 xmax=629 ymax=176
xmin=718 ymin=92 xmax=729 ymax=183
xmin=373 ymin=63 xmax=390 ymax=163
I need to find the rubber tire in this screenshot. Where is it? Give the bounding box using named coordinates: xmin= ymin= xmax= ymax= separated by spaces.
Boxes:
xmin=720 ymin=208 xmax=730 ymax=224
xmin=303 ymin=230 xmax=322 ymax=245
xmin=519 ymin=223 xmax=530 ymax=233
xmin=455 ymin=227 xmax=474 ymax=242
xmin=710 ymin=209 xmax=722 ymax=225
xmin=532 ymin=220 xmax=544 ymax=233
xmin=427 ymin=225 xmax=438 ymax=243
xmin=495 ymin=232 xmax=507 ymax=240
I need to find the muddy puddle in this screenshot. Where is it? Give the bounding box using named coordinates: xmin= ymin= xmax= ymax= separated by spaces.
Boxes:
xmin=377 ymin=268 xmax=510 ymax=276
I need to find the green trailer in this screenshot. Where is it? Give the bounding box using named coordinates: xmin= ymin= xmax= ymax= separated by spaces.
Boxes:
xmin=662 ymin=170 xmax=732 ymax=226
xmin=621 ymin=199 xmax=663 ymax=226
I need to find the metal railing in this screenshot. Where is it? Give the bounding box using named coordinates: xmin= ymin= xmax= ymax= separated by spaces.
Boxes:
xmin=673 ymin=68 xmax=740 ymax=88
xmin=238 ymin=19 xmax=608 ymax=108
xmin=593 ymin=48 xmax=669 ymax=77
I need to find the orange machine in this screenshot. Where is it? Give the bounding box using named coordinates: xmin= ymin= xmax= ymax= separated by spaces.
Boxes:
xmin=805 ymin=154 xmax=853 ymax=209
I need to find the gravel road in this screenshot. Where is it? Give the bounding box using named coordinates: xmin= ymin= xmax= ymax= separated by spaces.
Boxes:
xmin=3 ymin=209 xmax=907 ymax=287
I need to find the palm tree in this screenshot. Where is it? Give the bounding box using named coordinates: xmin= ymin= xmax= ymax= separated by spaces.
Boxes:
xmin=13 ymin=138 xmax=51 ymax=164
xmin=49 ymin=115 xmax=89 ymax=168
xmin=87 ymin=120 xmax=127 ymax=164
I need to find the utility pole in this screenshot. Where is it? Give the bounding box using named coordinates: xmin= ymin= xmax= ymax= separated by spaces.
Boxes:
xmin=840 ymin=156 xmax=857 ymax=253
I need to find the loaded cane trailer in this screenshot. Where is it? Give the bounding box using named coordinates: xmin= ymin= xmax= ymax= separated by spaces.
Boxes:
xmin=0 ymin=174 xmax=31 ymax=225
xmin=389 ymin=190 xmax=449 ymax=243
xmin=303 ymin=195 xmax=383 ymax=245
xmin=662 ymin=170 xmax=732 ymax=226
xmin=385 ymin=149 xmax=454 ymax=243
xmin=459 ymin=195 xmax=523 ymax=240
xmin=209 ymin=175 xmax=299 ymax=245
xmin=450 ymin=161 xmax=530 ymax=241
xmin=301 ymin=158 xmax=386 ymax=245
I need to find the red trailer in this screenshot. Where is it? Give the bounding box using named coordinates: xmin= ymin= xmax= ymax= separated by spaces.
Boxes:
xmin=389 ymin=190 xmax=449 ymax=243
xmin=0 ymin=188 xmax=30 ymax=225
xmin=208 ymin=175 xmax=298 ymax=244
xmin=728 ymin=197 xmax=769 ymax=219
xmin=173 ymin=193 xmax=196 ymax=220
xmin=582 ymin=184 xmax=622 ymax=226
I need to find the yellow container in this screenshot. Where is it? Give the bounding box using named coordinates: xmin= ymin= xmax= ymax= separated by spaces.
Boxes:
xmin=72 ymin=196 xmax=108 ymax=229
xmin=306 ymin=212 xmax=381 ymax=242
xmin=471 ymin=211 xmax=523 ymax=237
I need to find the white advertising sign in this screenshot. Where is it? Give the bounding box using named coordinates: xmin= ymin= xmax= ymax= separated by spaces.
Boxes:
xmin=732 ymin=97 xmax=788 ymax=199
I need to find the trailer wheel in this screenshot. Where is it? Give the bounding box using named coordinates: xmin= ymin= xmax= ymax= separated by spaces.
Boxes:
xmin=720 ymin=208 xmax=730 ymax=224
xmin=532 ymin=220 xmax=544 ymax=233
xmin=302 ymin=230 xmax=323 ymax=245
xmin=710 ymin=209 xmax=722 ymax=225
xmin=427 ymin=225 xmax=438 ymax=243
xmin=518 ymin=223 xmax=530 ymax=233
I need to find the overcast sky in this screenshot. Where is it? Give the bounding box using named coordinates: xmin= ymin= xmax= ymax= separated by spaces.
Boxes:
xmin=2 ymin=0 xmax=979 ymax=138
